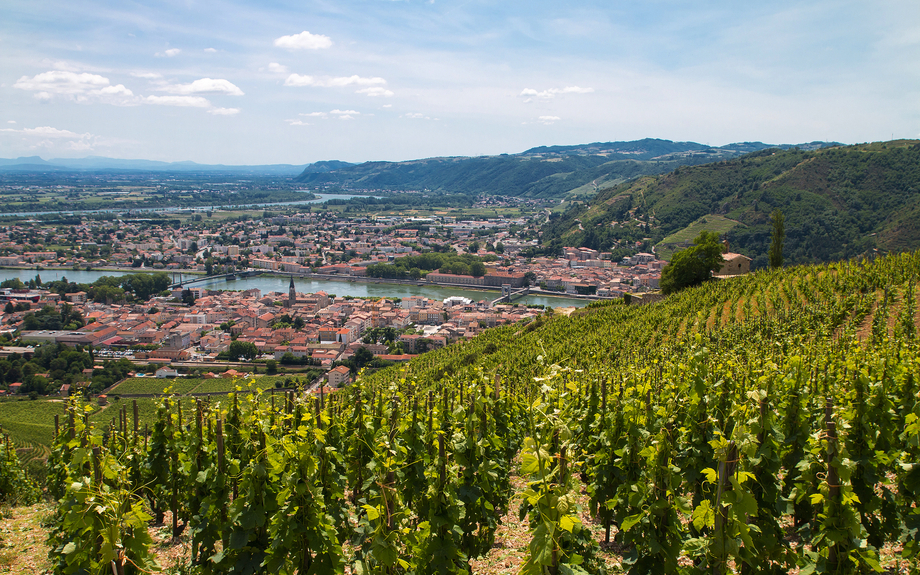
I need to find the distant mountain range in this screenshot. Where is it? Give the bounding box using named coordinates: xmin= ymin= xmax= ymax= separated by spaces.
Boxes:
xmin=0 ymin=156 xmax=309 ymax=175
xmin=1 ymin=139 xmax=835 ymax=187
xmin=294 ymin=138 xmax=837 ymax=198
xmin=540 ymin=140 xmax=920 ymax=268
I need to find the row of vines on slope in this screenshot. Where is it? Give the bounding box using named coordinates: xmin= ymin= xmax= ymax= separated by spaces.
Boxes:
xmin=44 ymin=251 xmax=920 ymax=574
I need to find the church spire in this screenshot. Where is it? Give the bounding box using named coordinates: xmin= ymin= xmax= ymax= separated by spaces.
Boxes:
xmin=289 ymin=276 xmax=296 ymax=306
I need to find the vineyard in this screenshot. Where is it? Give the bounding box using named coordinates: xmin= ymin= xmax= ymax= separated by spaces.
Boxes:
xmin=35 ymin=251 xmax=920 ymax=574
xmin=109 ymin=375 xmax=316 ymax=396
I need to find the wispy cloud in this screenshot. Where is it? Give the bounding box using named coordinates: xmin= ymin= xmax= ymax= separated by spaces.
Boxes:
xmin=289 ymin=110 xmax=361 ymax=123
xmin=155 ymin=48 xmax=182 ymax=57
xmin=208 ymin=107 xmax=240 ymax=116
xmin=357 ymin=87 xmax=394 ymax=97
xmin=519 ymin=86 xmax=594 ymax=102
xmin=145 ymin=95 xmax=211 ymax=108
xmin=204 ymin=48 xmax=218 ymax=53
xmin=159 ymin=78 xmax=244 ymax=96
xmin=0 ymin=125 xmax=100 ymax=151
xmin=284 ymin=74 xmax=386 ymax=88
xmin=538 ymin=116 xmax=561 ymax=125
xmin=131 ymin=72 xmax=162 ymax=80
xmin=331 ymin=109 xmax=360 ymax=120
xmin=267 ymin=62 xmax=289 ymax=74
xmin=1 ymin=126 xmax=86 ymax=138
xmin=274 ymin=31 xmax=333 ymax=50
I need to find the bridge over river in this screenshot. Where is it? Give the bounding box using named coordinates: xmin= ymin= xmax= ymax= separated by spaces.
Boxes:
xmin=168 ymin=269 xmax=264 ymax=289
xmin=491 ymin=285 xmax=530 ymax=306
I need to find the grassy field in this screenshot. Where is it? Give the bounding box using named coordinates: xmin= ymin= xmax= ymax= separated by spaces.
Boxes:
xmin=654 ymin=214 xmax=744 ymax=259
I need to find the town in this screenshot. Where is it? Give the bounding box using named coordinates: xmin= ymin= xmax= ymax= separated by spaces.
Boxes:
xmin=0 ymin=204 xmax=750 ymax=393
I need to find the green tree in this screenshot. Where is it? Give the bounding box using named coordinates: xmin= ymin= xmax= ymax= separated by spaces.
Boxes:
xmin=660 ymin=231 xmax=725 ymax=295
xmin=227 ymin=340 xmax=258 ymax=361
xmin=769 ymin=209 xmax=785 ymax=269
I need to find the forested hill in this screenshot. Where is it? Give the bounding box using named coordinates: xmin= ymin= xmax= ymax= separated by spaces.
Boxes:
xmin=540 ymin=140 xmax=920 ymax=268
xmin=294 ymin=138 xmax=831 ymax=199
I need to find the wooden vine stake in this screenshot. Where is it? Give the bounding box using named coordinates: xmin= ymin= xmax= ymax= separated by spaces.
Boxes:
xmin=824 ymin=397 xmax=840 ymax=570
xmin=133 ymin=400 xmax=139 ymax=446
xmin=714 ymin=440 xmax=738 ymax=575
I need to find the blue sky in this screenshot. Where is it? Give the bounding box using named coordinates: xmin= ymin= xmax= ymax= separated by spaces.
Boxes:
xmin=2 ymin=0 xmax=918 ymax=164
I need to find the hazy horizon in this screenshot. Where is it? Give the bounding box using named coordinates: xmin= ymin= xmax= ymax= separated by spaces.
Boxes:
xmin=3 ymin=1 xmax=918 ymax=165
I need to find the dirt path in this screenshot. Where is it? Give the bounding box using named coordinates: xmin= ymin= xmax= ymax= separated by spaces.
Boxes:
xmin=0 ymin=503 xmax=52 ymax=574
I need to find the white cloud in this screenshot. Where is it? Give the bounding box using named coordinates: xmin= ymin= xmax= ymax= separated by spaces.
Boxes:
xmin=156 ymin=48 xmax=182 ymax=57
xmin=300 ymin=112 xmax=328 ymax=118
xmin=99 ymin=85 xmax=134 ymax=97
xmin=268 ymin=62 xmax=289 ymax=74
xmin=14 ymin=71 xmax=109 ymax=95
xmin=160 ymin=78 xmax=244 ymax=96
xmin=519 ymin=86 xmax=594 ymax=101
xmin=131 ymin=72 xmax=162 ymax=80
xmin=204 ymin=48 xmax=218 ymax=53
xmin=7 ymin=121 xmax=16 ymax=124
xmin=13 ymin=71 xmax=137 ymax=105
xmin=284 ymin=74 xmax=386 ymax=88
xmin=330 ymin=109 xmax=361 ymax=120
xmin=404 ymin=113 xmax=425 ymax=119
xmin=145 ymin=95 xmax=211 ymax=108
xmin=286 ymin=119 xmax=310 ymax=126
xmin=284 ymin=74 xmax=314 ymax=86
xmin=208 ymin=107 xmax=240 ymax=116
xmin=538 ymin=116 xmax=561 ymax=124
xmin=274 ymin=31 xmax=333 ymax=50
xmin=357 ymin=87 xmax=394 ymax=97
xmin=326 ymin=76 xmax=385 ymax=87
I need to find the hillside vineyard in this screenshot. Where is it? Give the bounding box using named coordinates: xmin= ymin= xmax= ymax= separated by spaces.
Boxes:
xmin=36 ymin=250 xmax=920 ymax=574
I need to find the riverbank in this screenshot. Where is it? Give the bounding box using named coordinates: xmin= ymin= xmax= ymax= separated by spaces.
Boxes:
xmin=264 ymin=271 xmax=612 ymax=302
xmin=0 ymin=265 xmax=206 ymax=275
xmin=0 ymin=267 xmax=594 ymax=308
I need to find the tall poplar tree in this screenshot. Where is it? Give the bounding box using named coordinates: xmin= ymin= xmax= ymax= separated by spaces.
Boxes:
xmin=769 ymin=210 xmax=785 ymax=269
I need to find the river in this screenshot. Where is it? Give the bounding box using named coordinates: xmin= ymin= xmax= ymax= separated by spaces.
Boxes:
xmin=0 ymin=268 xmax=590 ymax=308
xmin=8 ymin=192 xmax=376 ymax=217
